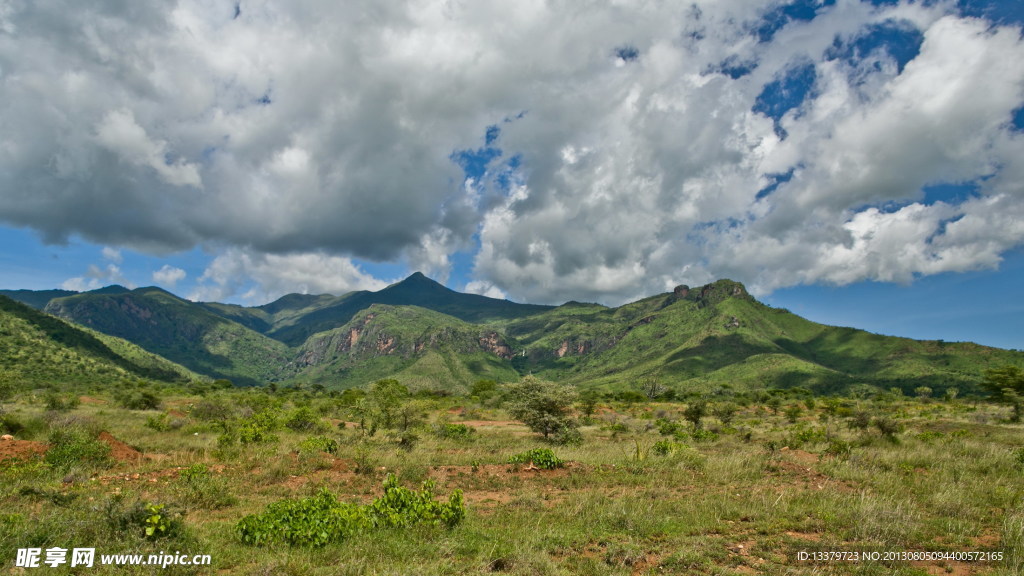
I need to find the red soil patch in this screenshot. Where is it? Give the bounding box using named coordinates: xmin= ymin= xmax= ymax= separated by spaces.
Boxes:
xmin=167 ymin=409 xmax=188 ymax=418
xmin=78 ymin=396 xmax=107 ymax=405
xmin=0 ymin=437 xmax=48 ymax=462
xmin=98 ymin=431 xmax=143 ymax=463
xmin=457 ymin=420 xmax=522 ymax=428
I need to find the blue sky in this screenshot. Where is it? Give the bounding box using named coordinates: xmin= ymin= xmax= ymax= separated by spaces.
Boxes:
xmin=1 ymin=0 xmax=1023 ymax=350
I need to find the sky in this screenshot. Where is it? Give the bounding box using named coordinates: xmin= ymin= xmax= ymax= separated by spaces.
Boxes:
xmin=1 ymin=0 xmax=1023 ymax=350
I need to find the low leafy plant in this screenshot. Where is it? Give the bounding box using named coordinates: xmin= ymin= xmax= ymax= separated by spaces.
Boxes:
xmin=44 ymin=393 xmax=80 ymax=412
xmin=44 ymin=427 xmax=112 ymax=471
xmin=688 ymin=429 xmax=718 ymax=442
xmin=297 ymin=435 xmax=340 ymax=455
xmin=175 ymin=464 xmax=237 ymax=510
xmin=236 ymin=474 xmax=464 ymax=547
xmin=285 ymin=407 xmax=323 ymax=432
xmin=822 ymin=439 xmax=853 ymax=460
xmin=652 ymin=439 xmax=684 ymax=456
xmin=119 ymin=390 xmax=162 ymax=411
xmin=507 ymin=448 xmax=563 ymax=469
xmin=144 ymin=503 xmax=172 ymax=539
xmin=145 ymin=413 xmax=171 ymax=432
xmin=1013 ymin=447 xmax=1024 ymax=470
xmin=435 ymin=422 xmax=474 ymax=439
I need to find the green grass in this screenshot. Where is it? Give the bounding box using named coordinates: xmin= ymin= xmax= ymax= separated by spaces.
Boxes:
xmin=1 ymin=389 xmax=1020 ymax=574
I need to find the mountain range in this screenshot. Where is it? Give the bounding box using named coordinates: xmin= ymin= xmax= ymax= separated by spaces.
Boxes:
xmin=3 ymin=274 xmax=1022 ymax=395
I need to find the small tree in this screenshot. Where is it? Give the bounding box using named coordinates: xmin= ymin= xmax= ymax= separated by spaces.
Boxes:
xmin=783 ymin=403 xmax=803 ymax=424
xmin=367 ymin=379 xmax=409 ymax=429
xmin=639 ymin=378 xmax=668 ymax=400
xmin=506 ymin=376 xmax=578 ymax=442
xmin=980 ymin=366 xmax=1024 ymax=422
xmin=712 ymin=402 xmax=738 ymax=426
xmin=683 ymin=400 xmax=707 ymax=430
xmin=579 ymin=389 xmax=600 ymax=422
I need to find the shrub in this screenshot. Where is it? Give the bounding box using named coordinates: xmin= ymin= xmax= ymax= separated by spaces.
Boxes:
xmin=191 ymin=398 xmax=234 ymax=422
xmin=44 ymin=393 xmax=80 ymax=412
xmin=174 ymin=464 xmax=237 ymax=510
xmin=507 ymin=448 xmax=563 ymax=469
xmin=119 ymin=390 xmax=162 ymax=411
xmin=506 ymin=376 xmax=579 ymax=441
xmin=238 ymin=411 xmax=280 ymax=444
xmin=236 ymin=475 xmax=464 ymax=547
xmin=655 ymin=418 xmax=682 ymax=436
xmin=689 ymin=429 xmax=718 ymax=442
xmin=683 ymin=401 xmax=707 ymax=429
xmin=145 ymin=413 xmax=171 ymax=432
xmin=298 ymin=435 xmax=339 ymax=455
xmin=652 ymin=440 xmax=684 ymax=456
xmin=104 ymin=497 xmax=184 ymax=540
xmin=822 ymin=439 xmax=853 ymax=460
xmin=873 ymin=417 xmax=903 ymax=439
xmin=44 ymin=427 xmax=112 ymax=471
xmin=1013 ymin=447 xmax=1024 ymax=470
xmin=285 ymin=407 xmax=323 ymax=432
xmin=434 ymin=422 xmax=474 ymax=440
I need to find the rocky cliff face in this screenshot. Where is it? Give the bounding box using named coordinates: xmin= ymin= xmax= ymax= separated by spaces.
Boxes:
xmin=296 ymin=306 xmax=520 ymax=367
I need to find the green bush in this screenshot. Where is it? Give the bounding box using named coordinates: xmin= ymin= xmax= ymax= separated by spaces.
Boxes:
xmin=174 ymin=464 xmax=237 ymax=510
xmin=822 ymin=439 xmax=853 ymax=460
xmin=285 ymin=407 xmax=323 ymax=432
xmin=655 ymin=418 xmax=681 ymax=436
xmin=435 ymin=422 xmax=474 ymax=439
xmin=104 ymin=497 xmax=184 ymax=540
xmin=119 ymin=390 xmax=162 ymax=411
xmin=1013 ymin=447 xmax=1024 ymax=470
xmin=688 ymin=429 xmax=718 ymax=442
xmin=44 ymin=427 xmax=112 ymax=471
xmin=236 ymin=475 xmax=464 ymax=547
xmin=145 ymin=413 xmax=171 ymax=432
xmin=238 ymin=411 xmax=280 ymax=444
xmin=298 ymin=435 xmax=340 ymax=455
xmin=508 ymin=448 xmax=564 ymax=469
xmin=652 ymin=440 xmax=684 ymax=456
xmin=44 ymin=392 xmax=80 ymax=412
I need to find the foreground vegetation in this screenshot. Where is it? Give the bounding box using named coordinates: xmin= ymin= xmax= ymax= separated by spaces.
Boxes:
xmin=1 ymin=380 xmax=1022 ymax=575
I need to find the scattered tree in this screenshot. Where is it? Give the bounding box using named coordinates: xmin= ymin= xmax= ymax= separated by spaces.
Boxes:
xmin=505 ymin=376 xmax=578 ymax=442
xmin=980 ymin=366 xmax=1024 ymax=422
xmin=712 ymin=402 xmax=738 ymax=425
xmin=683 ymin=400 xmax=707 ymax=430
xmin=367 ymin=379 xmax=409 ymax=429
xmin=639 ymin=378 xmax=668 ymax=400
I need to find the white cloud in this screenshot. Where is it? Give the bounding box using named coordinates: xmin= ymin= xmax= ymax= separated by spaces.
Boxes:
xmin=101 ymin=246 xmax=123 ymax=264
xmin=61 ymin=263 xmax=133 ymax=292
xmin=189 ymin=248 xmax=389 ymax=303
xmin=152 ymin=265 xmax=187 ymax=288
xmin=1 ymin=0 xmax=1022 ymax=304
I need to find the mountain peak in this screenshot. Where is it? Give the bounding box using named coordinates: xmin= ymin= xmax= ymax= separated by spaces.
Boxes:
xmin=388 ymin=272 xmax=449 ymax=291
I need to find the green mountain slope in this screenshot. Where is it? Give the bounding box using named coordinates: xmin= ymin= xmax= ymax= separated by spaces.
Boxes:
xmin=0 ymin=295 xmax=193 ymax=389
xmin=7 ymin=275 xmax=1022 ymax=395
xmin=258 ymin=273 xmax=553 ymax=346
xmin=290 ymin=304 xmax=520 ymax=391
xmin=43 ymin=287 xmax=292 ymax=386
xmin=507 ymin=281 xmax=1024 ymax=394
xmin=0 ymin=289 xmax=78 ymax=310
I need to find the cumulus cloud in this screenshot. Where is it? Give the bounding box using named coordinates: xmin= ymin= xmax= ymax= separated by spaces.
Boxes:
xmin=61 ymin=263 xmax=133 ymax=292
xmin=101 ymin=247 xmax=122 ymax=264
xmin=2 ymin=0 xmax=1023 ymax=304
xmin=189 ymin=248 xmax=389 ymax=303
xmin=152 ymin=265 xmax=187 ymax=288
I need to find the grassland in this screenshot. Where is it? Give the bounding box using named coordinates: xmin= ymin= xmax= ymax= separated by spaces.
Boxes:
xmin=1 ymin=386 xmax=1021 ymax=575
